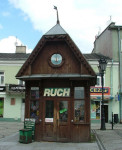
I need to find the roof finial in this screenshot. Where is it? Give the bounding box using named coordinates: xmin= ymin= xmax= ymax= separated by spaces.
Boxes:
xmin=54 ymin=6 xmax=60 ymax=24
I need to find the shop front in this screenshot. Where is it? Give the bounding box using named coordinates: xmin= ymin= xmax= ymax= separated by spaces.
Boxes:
xmin=90 ymin=86 xmax=112 ymax=123
xmin=16 ymin=23 xmax=96 ymax=142
xmin=0 ymin=86 xmax=6 ymax=118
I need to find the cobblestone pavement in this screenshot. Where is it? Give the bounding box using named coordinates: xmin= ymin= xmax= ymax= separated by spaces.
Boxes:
xmin=0 ymin=122 xmax=122 ymax=150
xmin=0 ymin=122 xmax=23 ymax=139
xmin=0 ymin=121 xmax=99 ymax=150
xmin=92 ymin=123 xmax=122 ymax=150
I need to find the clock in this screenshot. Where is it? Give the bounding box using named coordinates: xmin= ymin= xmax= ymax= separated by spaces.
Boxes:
xmin=51 ymin=54 xmax=62 ymax=65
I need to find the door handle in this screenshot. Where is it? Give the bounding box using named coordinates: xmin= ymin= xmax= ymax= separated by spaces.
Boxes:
xmin=71 ymin=120 xmax=73 ymax=122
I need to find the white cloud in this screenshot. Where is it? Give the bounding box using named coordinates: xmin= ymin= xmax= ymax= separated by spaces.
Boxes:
xmin=8 ymin=0 xmax=122 ymax=53
xmin=0 ymin=36 xmax=32 ymax=53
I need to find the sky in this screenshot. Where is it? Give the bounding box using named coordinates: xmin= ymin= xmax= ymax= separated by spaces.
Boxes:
xmin=0 ymin=0 xmax=122 ymax=53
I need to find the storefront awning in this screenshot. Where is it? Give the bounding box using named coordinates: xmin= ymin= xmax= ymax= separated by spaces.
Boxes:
xmin=90 ymin=96 xmax=114 ymax=100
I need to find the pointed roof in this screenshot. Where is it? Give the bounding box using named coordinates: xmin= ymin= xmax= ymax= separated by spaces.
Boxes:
xmin=45 ymin=23 xmax=67 ymax=35
xmin=16 ymin=22 xmax=96 ymax=83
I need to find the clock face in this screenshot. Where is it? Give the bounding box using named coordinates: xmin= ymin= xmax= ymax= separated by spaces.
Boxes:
xmin=51 ymin=54 xmax=62 ymax=65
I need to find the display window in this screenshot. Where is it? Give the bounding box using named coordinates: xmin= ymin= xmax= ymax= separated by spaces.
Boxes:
xmin=74 ymin=87 xmax=85 ymax=122
xmin=59 ymin=101 xmax=68 ymax=122
xmin=91 ymin=101 xmax=100 ymax=119
xmin=30 ymin=87 xmax=39 ymax=119
xmin=30 ymin=101 xmax=39 ymax=119
xmin=74 ymin=100 xmax=84 ymax=122
xmin=0 ymin=99 xmax=4 ymax=117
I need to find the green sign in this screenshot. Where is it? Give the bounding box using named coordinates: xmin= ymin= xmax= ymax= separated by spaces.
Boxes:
xmin=44 ymin=88 xmax=70 ymax=97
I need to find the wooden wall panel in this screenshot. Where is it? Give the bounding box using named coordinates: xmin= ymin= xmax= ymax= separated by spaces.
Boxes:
xmin=31 ymin=41 xmax=81 ymax=74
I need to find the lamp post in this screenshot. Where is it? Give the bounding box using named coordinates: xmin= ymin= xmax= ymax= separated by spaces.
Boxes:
xmin=98 ymin=57 xmax=107 ymax=130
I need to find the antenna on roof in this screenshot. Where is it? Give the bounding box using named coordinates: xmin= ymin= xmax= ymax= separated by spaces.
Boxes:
xmin=54 ymin=6 xmax=60 ymax=24
xmin=15 ymin=36 xmax=18 ymax=46
xmin=106 ymin=15 xmax=112 ymax=26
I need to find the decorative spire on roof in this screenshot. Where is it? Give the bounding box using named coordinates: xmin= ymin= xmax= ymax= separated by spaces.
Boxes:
xmin=54 ymin=6 xmax=60 ymax=24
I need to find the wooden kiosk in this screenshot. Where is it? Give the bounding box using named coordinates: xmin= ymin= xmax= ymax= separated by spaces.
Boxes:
xmin=16 ymin=22 xmax=96 ymax=142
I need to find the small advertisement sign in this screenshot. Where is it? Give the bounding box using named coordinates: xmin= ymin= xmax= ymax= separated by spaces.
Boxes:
xmin=90 ymin=87 xmax=110 ymax=96
xmin=0 ymin=86 xmax=6 ymax=92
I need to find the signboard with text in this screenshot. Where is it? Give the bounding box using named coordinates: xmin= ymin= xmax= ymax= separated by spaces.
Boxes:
xmin=9 ymin=84 xmax=25 ymax=92
xmin=90 ymin=87 xmax=110 ymax=96
xmin=44 ymin=88 xmax=70 ymax=97
xmin=0 ymin=86 xmax=6 ymax=92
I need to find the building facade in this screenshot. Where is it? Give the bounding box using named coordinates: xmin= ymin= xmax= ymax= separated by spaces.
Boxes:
xmin=16 ymin=23 xmax=96 ymax=142
xmin=0 ymin=46 xmax=29 ymax=121
xmin=85 ymin=53 xmax=119 ymax=123
xmin=93 ymin=22 xmax=121 ymax=122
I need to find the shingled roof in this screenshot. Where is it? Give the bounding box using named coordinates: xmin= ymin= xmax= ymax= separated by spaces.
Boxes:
xmin=0 ymin=53 xmax=29 ymax=60
xmin=84 ymin=53 xmax=111 ymax=61
xmin=0 ymin=52 xmax=111 ymax=61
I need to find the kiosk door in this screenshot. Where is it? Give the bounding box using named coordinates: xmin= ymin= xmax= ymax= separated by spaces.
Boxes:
xmin=43 ymin=100 xmax=70 ymax=142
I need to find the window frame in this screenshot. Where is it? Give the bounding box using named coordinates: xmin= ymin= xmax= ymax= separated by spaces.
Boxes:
xmin=0 ymin=72 xmax=4 ymax=85
xmin=95 ymin=75 xmax=105 ymax=87
xmin=74 ymin=87 xmax=85 ymax=124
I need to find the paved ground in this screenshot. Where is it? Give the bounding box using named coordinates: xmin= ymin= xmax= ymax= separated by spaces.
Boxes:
xmin=0 ymin=122 xmax=122 ymax=150
xmin=0 ymin=122 xmax=23 ymax=139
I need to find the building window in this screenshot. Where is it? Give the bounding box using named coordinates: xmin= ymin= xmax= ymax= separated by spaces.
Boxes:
xmin=18 ymin=80 xmax=25 ymax=85
xmin=59 ymin=101 xmax=68 ymax=122
xmin=30 ymin=101 xmax=39 ymax=119
xmin=0 ymin=72 xmax=4 ymax=85
xmin=96 ymin=75 xmax=105 ymax=87
xmin=0 ymin=99 xmax=4 ymax=117
xmin=11 ymin=98 xmax=16 ymax=105
xmin=74 ymin=87 xmax=85 ymax=122
xmin=30 ymin=87 xmax=39 ymax=119
xmin=91 ymin=101 xmax=100 ymax=119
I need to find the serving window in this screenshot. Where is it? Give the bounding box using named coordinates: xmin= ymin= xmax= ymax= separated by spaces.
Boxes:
xmin=74 ymin=87 xmax=85 ymax=123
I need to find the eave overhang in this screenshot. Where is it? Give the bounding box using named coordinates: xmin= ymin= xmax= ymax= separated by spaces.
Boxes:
xmin=16 ymin=73 xmax=96 ymax=81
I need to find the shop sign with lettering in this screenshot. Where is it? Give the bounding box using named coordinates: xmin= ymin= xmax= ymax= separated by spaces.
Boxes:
xmin=90 ymin=87 xmax=110 ymax=96
xmin=44 ymin=88 xmax=70 ymax=97
xmin=9 ymin=84 xmax=25 ymax=92
xmin=0 ymin=86 xmax=6 ymax=92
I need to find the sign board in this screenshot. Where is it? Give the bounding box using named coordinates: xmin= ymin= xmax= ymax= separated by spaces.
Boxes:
xmin=9 ymin=84 xmax=25 ymax=92
xmin=45 ymin=118 xmax=53 ymax=122
xmin=90 ymin=87 xmax=110 ymax=96
xmin=44 ymin=88 xmax=70 ymax=97
xmin=0 ymin=86 xmax=6 ymax=92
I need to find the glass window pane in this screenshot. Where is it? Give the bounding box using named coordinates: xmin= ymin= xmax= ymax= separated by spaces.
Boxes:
xmin=59 ymin=101 xmax=68 ymax=122
xmin=45 ymin=100 xmax=54 ymax=118
xmin=30 ymin=101 xmax=39 ymax=119
xmin=31 ymin=87 xmax=39 ymax=99
xmin=97 ymin=77 xmax=100 ymax=86
xmin=74 ymin=100 xmax=84 ymax=122
xmin=91 ymin=101 xmax=100 ymax=119
xmin=74 ymin=87 xmax=84 ymax=99
xmin=0 ymin=76 xmax=4 ymax=85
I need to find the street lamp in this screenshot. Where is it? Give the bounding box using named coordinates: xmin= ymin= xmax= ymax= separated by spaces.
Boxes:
xmin=98 ymin=57 xmax=107 ymax=130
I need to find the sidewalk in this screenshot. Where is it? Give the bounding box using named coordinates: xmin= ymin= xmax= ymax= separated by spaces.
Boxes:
xmin=92 ymin=123 xmax=122 ymax=150
xmin=0 ymin=122 xmax=122 ymax=150
xmin=0 ymin=122 xmax=99 ymax=150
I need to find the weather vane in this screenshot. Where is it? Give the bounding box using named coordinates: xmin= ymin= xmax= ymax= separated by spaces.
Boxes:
xmin=54 ymin=6 xmax=60 ymax=24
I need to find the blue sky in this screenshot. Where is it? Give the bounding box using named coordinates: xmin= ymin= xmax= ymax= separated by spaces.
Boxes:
xmin=0 ymin=0 xmax=42 ymax=53
xmin=0 ymin=0 xmax=122 ymax=53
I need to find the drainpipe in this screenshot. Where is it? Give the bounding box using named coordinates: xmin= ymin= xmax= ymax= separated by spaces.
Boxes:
xmin=117 ymin=27 xmax=122 ymax=123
